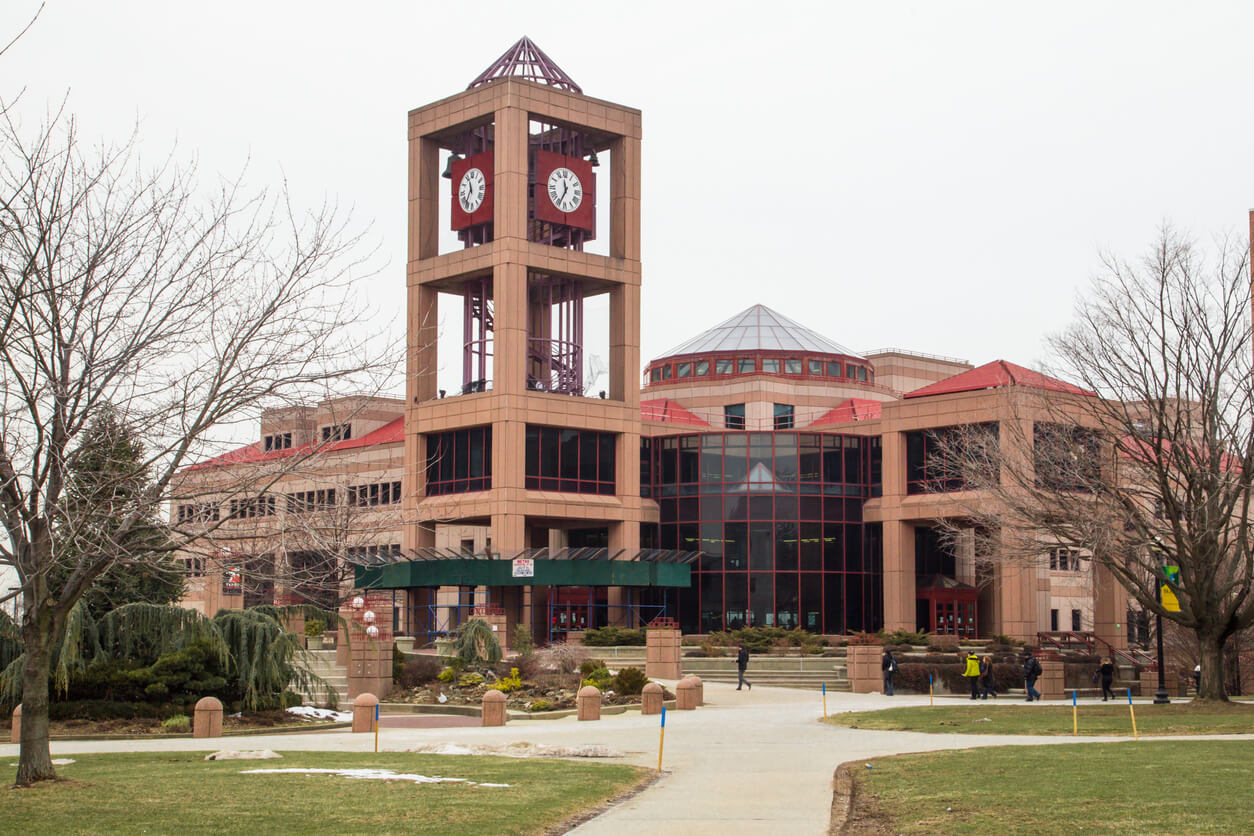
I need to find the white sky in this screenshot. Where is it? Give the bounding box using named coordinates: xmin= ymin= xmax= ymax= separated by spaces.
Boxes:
xmin=4 ymin=0 xmax=1254 ymax=397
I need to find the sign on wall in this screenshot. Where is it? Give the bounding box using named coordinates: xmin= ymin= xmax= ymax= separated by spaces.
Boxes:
xmin=222 ymin=567 xmax=242 ymax=595
xmin=511 ymin=558 xmax=534 ymax=578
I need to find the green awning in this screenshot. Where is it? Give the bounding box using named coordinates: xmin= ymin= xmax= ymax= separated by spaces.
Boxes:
xmin=355 ymin=557 xmax=691 ymax=590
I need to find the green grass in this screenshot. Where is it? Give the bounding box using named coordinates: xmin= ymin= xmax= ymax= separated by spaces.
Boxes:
xmin=826 ymin=700 xmax=1254 ymax=736
xmin=855 ymin=740 xmax=1254 ymax=834
xmin=0 ymin=751 xmax=647 ymax=835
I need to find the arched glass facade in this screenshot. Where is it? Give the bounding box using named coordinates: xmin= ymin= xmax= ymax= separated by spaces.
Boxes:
xmin=642 ymin=432 xmax=883 ymax=634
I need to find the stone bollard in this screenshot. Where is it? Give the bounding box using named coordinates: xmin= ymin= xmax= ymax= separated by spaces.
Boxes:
xmin=352 ymin=692 xmax=379 ymax=733
xmin=482 ymin=689 xmax=507 ymax=727
xmin=10 ymin=705 xmax=20 ymax=744
xmin=193 ymin=696 xmax=223 ymax=738
xmin=577 ymin=686 xmax=602 ymax=721
xmin=676 ymin=677 xmax=698 ymax=710
xmin=641 ymin=682 xmax=664 ymax=716
xmin=691 ymin=675 xmax=704 ymax=706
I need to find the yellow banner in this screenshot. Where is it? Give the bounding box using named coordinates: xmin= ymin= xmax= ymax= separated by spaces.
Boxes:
xmin=1161 ymin=584 xmax=1181 ymax=612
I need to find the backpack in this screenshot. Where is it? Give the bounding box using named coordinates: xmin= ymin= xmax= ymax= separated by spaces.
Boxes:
xmin=1027 ymin=657 xmax=1042 ymax=677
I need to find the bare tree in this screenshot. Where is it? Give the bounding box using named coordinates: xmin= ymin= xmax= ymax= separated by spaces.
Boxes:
xmin=0 ymin=111 xmax=391 ymax=785
xmin=935 ymin=227 xmax=1254 ymax=701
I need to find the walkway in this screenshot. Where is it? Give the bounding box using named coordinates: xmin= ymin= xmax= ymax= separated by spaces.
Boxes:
xmin=3 ymin=685 xmax=1244 ymax=835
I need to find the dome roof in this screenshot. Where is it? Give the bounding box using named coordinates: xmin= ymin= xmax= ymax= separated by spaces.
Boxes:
xmin=653 ymin=304 xmax=863 ymax=362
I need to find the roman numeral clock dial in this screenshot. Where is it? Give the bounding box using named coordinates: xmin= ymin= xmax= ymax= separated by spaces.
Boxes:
xmin=458 ymin=168 xmax=486 ymax=213
xmin=546 ymin=167 xmax=583 ymax=213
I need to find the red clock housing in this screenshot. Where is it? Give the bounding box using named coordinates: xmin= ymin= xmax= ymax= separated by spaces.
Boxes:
xmin=450 ymin=150 xmax=494 ymax=230
xmin=535 ymin=150 xmax=595 ymax=232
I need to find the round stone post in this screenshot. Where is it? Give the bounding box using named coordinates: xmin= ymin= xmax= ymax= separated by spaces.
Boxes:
xmin=352 ymin=692 xmax=379 ymax=733
xmin=482 ymin=689 xmax=507 ymax=726
xmin=577 ymin=685 xmax=602 ymax=721
xmin=690 ymin=675 xmax=704 ymax=706
xmin=10 ymin=705 xmax=20 ymax=744
xmin=676 ymin=677 xmax=697 ymax=710
xmin=193 ymin=696 xmax=223 ymax=738
xmin=641 ymin=682 xmax=663 ymax=716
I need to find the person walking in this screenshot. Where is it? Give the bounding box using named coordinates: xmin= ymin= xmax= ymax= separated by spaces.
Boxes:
xmin=1097 ymin=656 xmax=1116 ymax=701
xmin=979 ymin=654 xmax=997 ymax=699
xmin=963 ymin=651 xmax=982 ymax=700
xmin=882 ymin=649 xmax=898 ymax=696
xmin=1022 ymin=651 xmax=1042 ymax=702
xmin=736 ymin=643 xmax=752 ymax=691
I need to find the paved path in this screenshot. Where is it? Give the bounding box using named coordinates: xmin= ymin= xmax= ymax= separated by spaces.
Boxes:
xmin=4 ymin=685 xmax=1250 ymax=835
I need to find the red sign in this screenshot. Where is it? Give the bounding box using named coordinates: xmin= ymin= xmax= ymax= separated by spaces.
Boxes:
xmin=450 ymin=150 xmax=494 ymax=230
xmin=222 ymin=567 xmax=242 ymax=595
xmin=534 ymin=150 xmax=595 ymax=232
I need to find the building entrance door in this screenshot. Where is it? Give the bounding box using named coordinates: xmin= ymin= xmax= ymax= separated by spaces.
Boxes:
xmin=550 ymin=587 xmax=592 ymax=640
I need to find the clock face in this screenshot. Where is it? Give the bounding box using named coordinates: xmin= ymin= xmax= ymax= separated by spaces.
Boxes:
xmin=458 ymin=168 xmax=486 ymax=213
xmin=547 ymin=167 xmax=583 ymax=213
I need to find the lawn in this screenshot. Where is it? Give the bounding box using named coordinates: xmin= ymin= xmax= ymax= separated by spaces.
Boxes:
xmin=851 ymin=740 xmax=1254 ymax=834
xmin=826 ymin=700 xmax=1254 ymax=736
xmin=0 ymin=751 xmax=648 ymax=835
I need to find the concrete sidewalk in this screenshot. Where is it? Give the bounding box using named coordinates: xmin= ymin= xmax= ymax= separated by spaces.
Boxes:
xmin=4 ymin=684 xmax=1244 ymax=835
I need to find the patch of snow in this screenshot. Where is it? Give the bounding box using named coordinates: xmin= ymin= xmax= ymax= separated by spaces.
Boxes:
xmin=239 ymin=767 xmax=507 ymax=787
xmin=437 ymin=693 xmax=448 ymax=704
xmin=205 ymin=750 xmax=282 ymax=761
xmin=408 ymin=742 xmax=622 ymax=759
xmin=8 ymin=758 xmax=74 ymax=766
xmin=286 ymin=705 xmax=352 ymax=722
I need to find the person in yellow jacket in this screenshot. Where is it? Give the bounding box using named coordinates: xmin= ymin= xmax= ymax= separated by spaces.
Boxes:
xmin=963 ymin=651 xmax=982 ymax=700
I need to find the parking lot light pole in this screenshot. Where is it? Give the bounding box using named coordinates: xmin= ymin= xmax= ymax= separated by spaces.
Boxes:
xmin=1154 ymin=582 xmax=1170 ymax=704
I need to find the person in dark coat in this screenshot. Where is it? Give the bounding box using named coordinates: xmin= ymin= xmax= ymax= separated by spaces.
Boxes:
xmin=1097 ymin=657 xmax=1116 ymax=701
xmin=881 ymin=649 xmax=897 ymax=696
xmin=979 ymin=654 xmax=997 ymax=699
xmin=736 ymin=643 xmax=751 ymax=691
xmin=1022 ymin=651 xmax=1043 ymax=702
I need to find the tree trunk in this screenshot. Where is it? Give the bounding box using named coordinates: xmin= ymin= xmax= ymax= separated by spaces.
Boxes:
xmin=14 ymin=629 xmax=57 ymax=787
xmin=1196 ymin=632 xmax=1229 ymax=703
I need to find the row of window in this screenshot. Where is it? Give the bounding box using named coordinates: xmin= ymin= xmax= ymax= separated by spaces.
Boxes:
xmin=525 ymin=426 xmax=616 ymax=495
xmin=426 ymin=427 xmax=492 ymax=495
xmin=648 ymin=355 xmax=872 ymax=385
xmin=643 ymin=432 xmax=868 ymax=492
xmin=346 ymin=543 xmax=402 ymax=562
xmin=178 ymin=480 xmax=402 ymax=522
xmin=176 ymin=502 xmax=220 ymax=523
xmin=676 ymin=570 xmax=884 ymax=634
xmin=349 ymin=481 xmax=402 ymax=507
xmin=263 ymin=432 xmax=293 ymax=451
xmin=287 ymin=489 xmax=336 ymax=513
xmin=1049 ymin=547 xmax=1084 ymax=571
xmin=1051 ymin=608 xmax=1085 ymax=631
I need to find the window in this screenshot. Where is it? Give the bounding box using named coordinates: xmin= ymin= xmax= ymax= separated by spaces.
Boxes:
xmin=762 ymin=358 xmax=780 ymax=373
xmin=784 ymin=358 xmax=802 ymax=375
xmin=677 ymin=362 xmax=692 ymax=378
xmin=285 ymin=489 xmax=336 ymax=514
xmin=1049 ymin=547 xmax=1082 ymax=571
xmin=715 ymin=358 xmax=734 ymax=375
xmin=345 ymin=543 xmax=402 ymax=563
xmin=808 ymin=359 xmax=823 ymax=376
xmin=724 ymin=404 xmax=746 ymax=430
xmin=857 ymin=367 xmax=867 ymax=382
xmin=524 ymin=425 xmax=615 ymax=494
xmin=906 ymin=423 xmax=999 ymax=494
xmin=650 ymin=368 xmax=662 ymax=383
xmin=425 ymin=426 xmax=492 ymax=495
xmin=661 ymin=364 xmax=672 ymax=380
xmin=773 ymin=404 xmax=795 ymax=430
xmin=229 ymin=496 xmax=276 ymax=519
xmin=1051 ymin=609 xmax=1059 ymax=631
xmin=176 ymin=502 xmax=220 ymax=524
xmin=738 ymin=357 xmax=755 ymax=374
xmin=184 ymin=555 xmax=206 ymax=576
xmin=460 ymin=538 xmax=475 ymax=554
xmin=1034 ymin=423 xmax=1101 ymax=491
xmin=321 ymin=424 xmax=351 ymax=442
xmin=1071 ymin=609 xmax=1083 ymax=631
xmin=827 ymin=361 xmax=842 ymax=378
xmin=263 ymin=432 xmax=292 ymax=451
xmin=695 ymin=360 xmax=709 ymax=376
xmin=348 ymin=481 xmax=402 ymax=507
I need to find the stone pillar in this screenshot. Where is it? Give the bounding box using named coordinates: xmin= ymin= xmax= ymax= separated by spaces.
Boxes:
xmin=352 ymin=692 xmax=379 ymax=733
xmin=1038 ymin=658 xmax=1065 ymax=700
xmin=577 ymin=686 xmax=601 ymax=721
xmin=193 ymin=696 xmax=223 ymax=738
xmin=847 ymin=644 xmax=883 ymax=694
xmin=1139 ymin=666 xmax=1178 ymax=699
xmin=345 ymin=590 xmax=395 ymax=700
xmin=882 ymin=520 xmax=916 ymax=633
xmin=688 ymin=675 xmax=704 ymax=706
xmin=1092 ymin=561 xmax=1128 ymax=650
xmin=641 ymin=682 xmax=663 ymax=715
xmin=675 ymin=677 xmax=698 ymax=710
xmin=10 ymin=705 xmax=19 ymax=744
xmin=646 ymin=622 xmax=682 ymax=680
xmin=482 ymin=689 xmax=507 ymax=726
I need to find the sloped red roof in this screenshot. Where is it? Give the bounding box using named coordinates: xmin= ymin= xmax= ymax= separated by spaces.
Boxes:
xmin=810 ymin=398 xmax=883 ymax=426
xmin=904 ymin=360 xmax=1095 ymax=399
xmin=640 ymin=398 xmax=710 ymax=427
xmin=185 ymin=416 xmax=404 ymax=472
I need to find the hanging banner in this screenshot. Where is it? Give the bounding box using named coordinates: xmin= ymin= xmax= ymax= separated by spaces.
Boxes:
xmin=222 ymin=567 xmax=242 ymax=595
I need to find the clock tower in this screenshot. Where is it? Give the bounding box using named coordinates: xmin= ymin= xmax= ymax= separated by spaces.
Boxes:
xmin=405 ymin=38 xmax=644 ymax=631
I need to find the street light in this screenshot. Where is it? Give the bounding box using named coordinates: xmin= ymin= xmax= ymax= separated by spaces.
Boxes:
xmin=1154 ymin=577 xmax=1170 ymax=704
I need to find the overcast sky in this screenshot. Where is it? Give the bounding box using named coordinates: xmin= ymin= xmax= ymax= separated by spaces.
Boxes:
xmin=4 ymin=0 xmax=1253 ymax=396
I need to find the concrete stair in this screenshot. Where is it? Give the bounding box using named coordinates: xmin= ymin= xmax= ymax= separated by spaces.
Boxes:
xmin=682 ymin=654 xmax=851 ymax=691
xmin=303 ymin=649 xmax=350 ymax=708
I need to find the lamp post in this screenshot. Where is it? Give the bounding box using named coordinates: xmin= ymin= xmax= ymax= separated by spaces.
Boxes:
xmin=1154 ymin=581 xmax=1170 ymax=704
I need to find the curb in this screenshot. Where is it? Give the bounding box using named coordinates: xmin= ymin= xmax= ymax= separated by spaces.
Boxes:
xmin=24 ymin=721 xmax=352 ymax=743
xmin=829 ymin=763 xmax=857 ymax=834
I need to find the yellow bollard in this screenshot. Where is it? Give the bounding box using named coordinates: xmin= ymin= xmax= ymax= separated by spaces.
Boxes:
xmin=374 ymin=704 xmax=379 ymax=753
xmin=1071 ymin=690 xmax=1078 ymax=735
xmin=822 ymin=683 xmax=827 ymax=719
xmin=1127 ymin=690 xmax=1139 ymax=741
xmin=657 ymin=706 xmax=666 ymax=773
xmin=929 ymin=673 xmax=934 ymax=707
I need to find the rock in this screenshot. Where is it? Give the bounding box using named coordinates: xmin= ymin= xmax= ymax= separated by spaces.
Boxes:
xmin=204 ymin=750 xmax=283 ymax=761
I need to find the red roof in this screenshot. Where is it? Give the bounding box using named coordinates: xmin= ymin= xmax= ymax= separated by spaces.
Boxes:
xmin=185 ymin=416 xmax=404 ymax=472
xmin=904 ymin=360 xmax=1095 ymax=399
xmin=810 ymin=398 xmax=882 ymax=426
xmin=640 ymin=398 xmax=710 ymax=427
